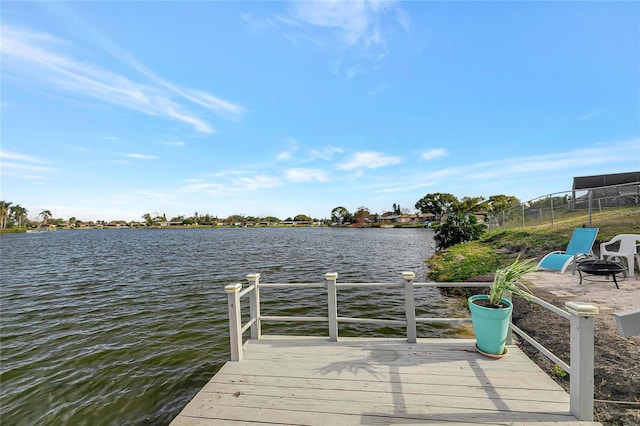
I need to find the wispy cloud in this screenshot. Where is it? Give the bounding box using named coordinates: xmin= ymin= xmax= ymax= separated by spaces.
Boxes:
xmin=162 ymin=141 xmax=185 ymax=147
xmin=0 ymin=150 xmax=56 ymax=178
xmin=373 ymin=139 xmax=640 ymax=195
xmin=271 ymin=0 xmax=409 ymax=77
xmin=307 ymin=146 xmax=344 ymax=162
xmin=284 ymin=168 xmax=330 ymax=183
xmin=578 ymin=110 xmax=605 ymax=121
xmin=277 ymin=150 xmax=294 ymax=161
xmin=181 ymin=173 xmax=283 ymax=196
xmin=337 ymin=151 xmax=402 ymax=171
xmin=277 ymin=141 xmax=343 ymax=164
xmin=465 ymin=140 xmax=640 ymax=181
xmin=0 ymin=24 xmax=244 ymax=134
xmin=1 ymin=151 xmax=51 ymax=164
xmin=276 ymin=137 xmax=300 ymax=161
xmin=421 ymin=148 xmax=448 ymax=161
xmin=285 ymin=1 xmax=389 ymax=49
xmin=123 ymin=153 xmax=158 ymax=160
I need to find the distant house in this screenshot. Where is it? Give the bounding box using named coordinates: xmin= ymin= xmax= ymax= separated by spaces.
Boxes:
xmin=472 ymin=212 xmax=488 ymax=223
xmin=378 ymin=213 xmax=436 ymax=224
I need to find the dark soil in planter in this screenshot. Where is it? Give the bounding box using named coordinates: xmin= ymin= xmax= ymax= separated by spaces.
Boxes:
xmin=511 ymin=288 xmax=640 ymax=426
xmin=471 ymin=298 xmax=509 ymax=309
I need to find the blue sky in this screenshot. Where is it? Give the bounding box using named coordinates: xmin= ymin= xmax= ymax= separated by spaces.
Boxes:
xmin=1 ymin=1 xmax=639 ymax=222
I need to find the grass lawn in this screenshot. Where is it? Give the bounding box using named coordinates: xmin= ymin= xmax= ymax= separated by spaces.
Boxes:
xmin=427 ymin=206 xmax=640 ymax=282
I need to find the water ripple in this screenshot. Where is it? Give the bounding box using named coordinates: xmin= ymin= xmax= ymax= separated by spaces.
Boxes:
xmin=1 ymin=227 xmax=444 ymax=424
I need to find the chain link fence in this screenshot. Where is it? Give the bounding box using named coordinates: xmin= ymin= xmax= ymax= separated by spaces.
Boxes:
xmin=487 ymin=181 xmax=640 ymax=230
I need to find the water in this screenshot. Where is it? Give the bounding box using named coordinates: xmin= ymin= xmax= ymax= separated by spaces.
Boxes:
xmin=1 ymin=227 xmax=458 ymax=425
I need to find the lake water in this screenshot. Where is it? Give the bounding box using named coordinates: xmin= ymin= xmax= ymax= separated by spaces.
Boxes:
xmin=0 ymin=227 xmax=462 ymax=425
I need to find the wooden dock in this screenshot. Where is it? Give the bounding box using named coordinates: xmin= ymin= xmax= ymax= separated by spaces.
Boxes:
xmin=171 ymin=336 xmax=600 ymax=425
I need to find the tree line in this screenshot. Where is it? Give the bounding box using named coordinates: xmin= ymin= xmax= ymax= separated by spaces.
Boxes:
xmin=331 ymin=193 xmax=520 ymax=225
xmin=0 ymin=192 xmax=521 ymax=230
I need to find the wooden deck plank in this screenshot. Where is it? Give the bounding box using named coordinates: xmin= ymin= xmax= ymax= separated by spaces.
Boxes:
xmin=171 ymin=337 xmax=600 ymax=425
xmin=204 ymin=376 xmax=569 ymax=403
xmin=196 ymin=382 xmax=572 ymax=412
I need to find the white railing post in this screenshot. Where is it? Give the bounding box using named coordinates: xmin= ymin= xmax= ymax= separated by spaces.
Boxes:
xmin=402 ymin=272 xmax=417 ymax=343
xmin=505 ymin=292 xmax=513 ymax=345
xmin=325 ymin=272 xmax=339 ymax=342
xmin=246 ymin=273 xmax=261 ymax=340
xmin=225 ymin=283 xmax=243 ymax=361
xmin=565 ymin=302 xmax=599 ymax=421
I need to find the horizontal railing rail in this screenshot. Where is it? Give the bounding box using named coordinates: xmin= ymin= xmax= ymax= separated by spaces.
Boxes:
xmin=225 ymin=272 xmax=598 ymax=421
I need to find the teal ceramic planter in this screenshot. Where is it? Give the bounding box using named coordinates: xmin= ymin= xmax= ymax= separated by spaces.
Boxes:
xmin=468 ymin=294 xmax=512 ymax=355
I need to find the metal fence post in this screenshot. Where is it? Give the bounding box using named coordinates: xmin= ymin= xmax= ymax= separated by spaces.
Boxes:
xmin=588 ymin=189 xmax=592 ymax=227
xmin=521 ymin=205 xmax=524 ymax=229
xmin=325 ymin=272 xmax=339 ymax=342
xmin=246 ymin=273 xmax=261 ymax=340
xmin=402 ymin=272 xmax=417 ymax=343
xmin=565 ymin=302 xmax=598 ymax=421
xmin=225 ymin=283 xmax=243 ymax=361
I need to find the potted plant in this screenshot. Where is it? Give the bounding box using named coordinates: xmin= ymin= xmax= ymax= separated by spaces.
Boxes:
xmin=468 ymin=254 xmax=536 ymax=357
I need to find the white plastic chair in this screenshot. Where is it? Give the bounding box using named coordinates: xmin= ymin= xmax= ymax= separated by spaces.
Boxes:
xmin=600 ymin=234 xmax=640 ymax=279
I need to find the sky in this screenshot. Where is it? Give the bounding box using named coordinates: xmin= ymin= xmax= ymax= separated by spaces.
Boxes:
xmin=1 ymin=1 xmax=639 ymax=222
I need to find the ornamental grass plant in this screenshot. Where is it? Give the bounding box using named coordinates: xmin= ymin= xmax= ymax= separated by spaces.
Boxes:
xmin=486 ymin=254 xmax=536 ymax=308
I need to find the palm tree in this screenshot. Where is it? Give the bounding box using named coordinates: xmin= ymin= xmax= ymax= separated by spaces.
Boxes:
xmin=0 ymin=201 xmax=12 ymax=229
xmin=39 ymin=210 xmax=52 ymax=228
xmin=11 ymin=205 xmax=28 ymax=228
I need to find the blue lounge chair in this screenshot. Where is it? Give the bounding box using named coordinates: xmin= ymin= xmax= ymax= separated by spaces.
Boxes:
xmin=536 ymin=227 xmax=599 ymax=274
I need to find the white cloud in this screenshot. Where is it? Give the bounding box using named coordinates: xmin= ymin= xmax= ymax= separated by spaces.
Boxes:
xmin=0 ymin=24 xmax=245 ymax=134
xmin=277 ymin=150 xmax=295 ymax=161
xmin=236 ymin=175 xmax=283 ymax=190
xmin=181 ymin=89 xmax=246 ymax=121
xmin=465 ymin=139 xmax=640 ymax=181
xmin=0 ymin=150 xmax=56 ymax=178
xmin=285 ymin=1 xmax=397 ymax=50
xmin=273 ymin=1 xmax=409 ymax=77
xmin=0 ymin=162 xmax=54 ymax=174
xmin=0 ymin=150 xmax=51 ymax=164
xmin=123 ymin=153 xmax=158 ymax=160
xmin=371 ymin=139 xmax=640 ymax=196
xmin=284 ymin=168 xmax=330 ymax=183
xmin=181 ymin=173 xmax=283 ymax=196
xmin=277 ymin=143 xmax=343 ymax=164
xmin=421 ymin=148 xmax=448 ymax=161
xmin=307 ymin=146 xmax=344 ymax=162
xmin=276 ymin=137 xmax=300 ymax=161
xmin=336 ymin=151 xmax=402 ymax=171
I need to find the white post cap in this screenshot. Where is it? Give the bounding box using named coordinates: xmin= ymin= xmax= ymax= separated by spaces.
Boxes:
xmin=401 ymin=271 xmax=415 ymax=280
xmin=225 ymin=283 xmax=242 ymax=293
xmin=325 ymin=272 xmax=338 ymax=280
xmin=565 ymin=302 xmax=599 ymax=316
xmin=246 ymin=273 xmax=260 ymax=282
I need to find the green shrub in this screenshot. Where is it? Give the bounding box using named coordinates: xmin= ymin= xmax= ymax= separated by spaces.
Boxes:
xmin=434 ymin=213 xmax=486 ymax=250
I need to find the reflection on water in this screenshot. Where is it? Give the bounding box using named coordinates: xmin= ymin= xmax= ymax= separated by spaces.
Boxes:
xmin=0 ymin=227 xmax=456 ymax=425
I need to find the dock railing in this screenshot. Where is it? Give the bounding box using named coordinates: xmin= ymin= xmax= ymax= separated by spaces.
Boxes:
xmin=225 ymin=272 xmax=598 ymax=421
